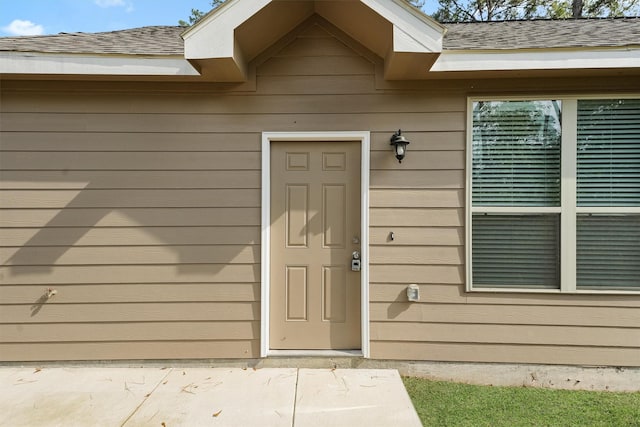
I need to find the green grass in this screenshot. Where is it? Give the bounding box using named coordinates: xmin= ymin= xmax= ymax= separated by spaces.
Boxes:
xmin=403 ymin=377 xmax=640 ymax=427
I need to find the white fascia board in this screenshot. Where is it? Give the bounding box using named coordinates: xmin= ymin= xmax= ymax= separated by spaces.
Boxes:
xmin=431 ymin=48 xmax=640 ymax=72
xmin=362 ymin=0 xmax=444 ymax=53
xmin=182 ymin=0 xmax=271 ymax=60
xmin=393 ymin=25 xmax=430 ymax=53
xmin=0 ymin=52 xmax=200 ymax=76
xmin=184 ymin=26 xmax=234 ymax=59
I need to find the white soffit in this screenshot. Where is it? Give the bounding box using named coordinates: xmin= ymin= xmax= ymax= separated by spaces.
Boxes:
xmin=0 ymin=52 xmax=200 ymax=77
xmin=181 ymin=0 xmax=446 ymax=81
xmin=431 ymin=47 xmax=640 ymax=72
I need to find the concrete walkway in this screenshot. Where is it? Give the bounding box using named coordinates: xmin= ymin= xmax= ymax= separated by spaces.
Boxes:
xmin=0 ymin=367 xmax=422 ymax=426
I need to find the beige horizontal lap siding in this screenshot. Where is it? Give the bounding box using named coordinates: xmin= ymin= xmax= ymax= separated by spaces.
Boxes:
xmin=0 ymin=209 xmax=261 ymax=228
xmin=1 ymin=106 xmax=262 ymax=361
xmin=0 ymin=161 xmax=260 ymax=366
xmin=2 ymin=17 xmax=639 ymax=365
xmin=0 ymin=112 xmax=464 ymax=134
xmin=0 ymin=265 xmax=259 ymax=285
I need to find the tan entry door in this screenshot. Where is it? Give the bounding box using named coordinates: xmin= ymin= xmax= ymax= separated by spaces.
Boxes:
xmin=270 ymin=141 xmax=361 ymax=350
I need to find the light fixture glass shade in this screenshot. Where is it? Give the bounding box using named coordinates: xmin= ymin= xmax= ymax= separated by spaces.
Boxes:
xmin=395 ymin=143 xmax=406 ymax=162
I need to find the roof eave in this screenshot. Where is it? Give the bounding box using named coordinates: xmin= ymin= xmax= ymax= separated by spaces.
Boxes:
xmin=2 ymin=40 xmax=639 ymax=80
xmin=0 ymin=51 xmax=200 ymax=79
xmin=431 ymin=46 xmax=640 ymax=73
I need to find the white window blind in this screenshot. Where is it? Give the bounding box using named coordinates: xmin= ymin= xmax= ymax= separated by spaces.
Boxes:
xmin=472 ymin=214 xmax=559 ymax=288
xmin=577 ymin=99 xmax=640 ymax=206
xmin=577 ymin=215 xmax=640 ymax=289
xmin=472 ymin=100 xmax=561 ymax=207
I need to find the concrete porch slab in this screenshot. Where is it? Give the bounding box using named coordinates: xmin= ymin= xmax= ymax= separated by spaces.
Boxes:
xmin=0 ymin=367 xmax=169 ymax=427
xmin=0 ymin=367 xmax=420 ymax=426
xmin=125 ymin=368 xmax=298 ymax=427
xmin=295 ymin=369 xmax=422 ymax=427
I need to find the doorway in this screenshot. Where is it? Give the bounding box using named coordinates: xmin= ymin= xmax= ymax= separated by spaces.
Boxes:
xmin=261 ymin=132 xmax=370 ymax=357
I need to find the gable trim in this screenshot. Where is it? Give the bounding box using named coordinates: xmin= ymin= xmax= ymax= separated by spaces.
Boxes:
xmin=363 ymin=0 xmax=445 ymax=53
xmin=182 ymin=0 xmax=445 ymax=82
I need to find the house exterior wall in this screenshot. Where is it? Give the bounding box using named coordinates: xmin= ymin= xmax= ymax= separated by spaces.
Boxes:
xmin=1 ymin=21 xmax=639 ymax=365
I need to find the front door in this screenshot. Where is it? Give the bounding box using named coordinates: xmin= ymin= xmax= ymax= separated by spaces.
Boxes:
xmin=270 ymin=141 xmax=361 ymax=350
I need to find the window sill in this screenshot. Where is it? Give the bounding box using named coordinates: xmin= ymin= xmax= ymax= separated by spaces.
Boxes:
xmin=466 ymin=286 xmax=640 ymax=295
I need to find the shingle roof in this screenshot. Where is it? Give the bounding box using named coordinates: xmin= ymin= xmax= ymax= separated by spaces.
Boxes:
xmin=0 ymin=26 xmax=184 ymax=55
xmin=0 ymin=18 xmax=639 ymax=55
xmin=444 ymin=18 xmax=640 ymax=49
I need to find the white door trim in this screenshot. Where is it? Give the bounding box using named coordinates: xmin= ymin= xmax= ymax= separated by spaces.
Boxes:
xmin=261 ymin=131 xmax=370 ymax=358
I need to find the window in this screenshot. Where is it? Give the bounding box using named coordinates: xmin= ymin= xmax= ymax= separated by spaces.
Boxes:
xmin=576 ymin=99 xmax=640 ymax=290
xmin=468 ymin=97 xmax=640 ymax=293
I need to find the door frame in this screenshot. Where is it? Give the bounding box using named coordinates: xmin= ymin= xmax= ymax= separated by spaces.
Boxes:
xmin=261 ymin=131 xmax=370 ymax=358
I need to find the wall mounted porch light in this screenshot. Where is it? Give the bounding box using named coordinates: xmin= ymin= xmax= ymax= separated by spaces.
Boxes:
xmin=390 ymin=129 xmax=410 ymax=163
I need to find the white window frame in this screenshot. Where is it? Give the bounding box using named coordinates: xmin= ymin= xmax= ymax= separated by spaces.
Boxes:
xmin=466 ymin=94 xmax=640 ymax=295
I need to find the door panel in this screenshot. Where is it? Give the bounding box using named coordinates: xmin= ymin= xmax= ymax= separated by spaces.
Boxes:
xmin=286 ymin=185 xmax=308 ymax=248
xmin=286 ymin=266 xmax=308 ymax=321
xmin=270 ymin=141 xmax=361 ymax=349
xmin=322 ymin=184 xmax=346 ymax=248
